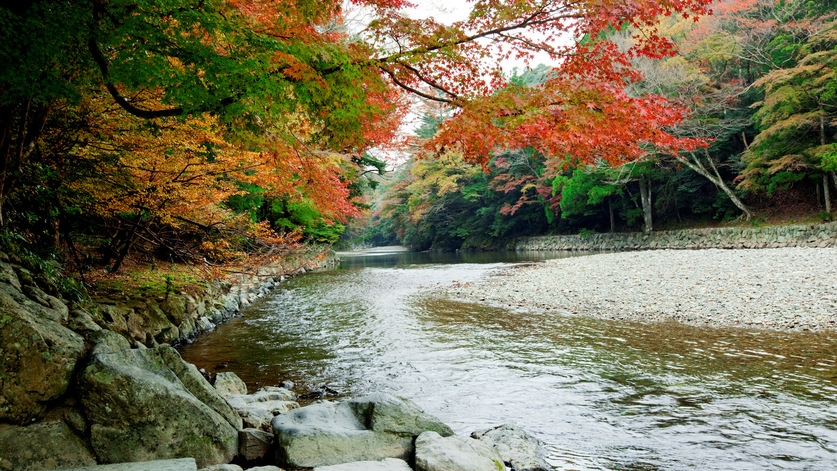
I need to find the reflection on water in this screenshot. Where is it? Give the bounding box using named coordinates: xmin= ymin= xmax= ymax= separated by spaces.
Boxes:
xmin=179 ymin=249 xmax=837 ymax=470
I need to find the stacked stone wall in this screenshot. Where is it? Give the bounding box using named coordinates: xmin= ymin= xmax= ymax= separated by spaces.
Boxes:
xmin=515 ymin=222 xmax=837 ymax=251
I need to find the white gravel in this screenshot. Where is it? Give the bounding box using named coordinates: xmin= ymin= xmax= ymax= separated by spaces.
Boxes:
xmin=442 ymin=248 xmax=837 ymax=332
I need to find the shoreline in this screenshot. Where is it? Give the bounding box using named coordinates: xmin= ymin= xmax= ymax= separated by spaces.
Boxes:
xmin=441 ymin=248 xmax=837 ymax=333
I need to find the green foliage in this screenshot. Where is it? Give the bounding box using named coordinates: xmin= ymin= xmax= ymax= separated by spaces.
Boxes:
xmin=0 ymin=229 xmax=87 ymax=302
xmin=554 ymin=166 xmax=620 ymax=218
xmin=739 ymin=20 xmax=837 ymax=196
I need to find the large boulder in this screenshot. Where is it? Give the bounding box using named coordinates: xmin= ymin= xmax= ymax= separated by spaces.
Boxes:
xmin=77 ymin=341 xmax=241 ymax=467
xmin=471 ymin=424 xmax=551 ymax=471
xmin=0 ymin=416 xmax=96 ymax=471
xmin=0 ymin=276 xmax=85 ymax=424
xmin=415 ymin=431 xmax=505 ymax=471
xmin=272 ymin=393 xmax=452 ymax=468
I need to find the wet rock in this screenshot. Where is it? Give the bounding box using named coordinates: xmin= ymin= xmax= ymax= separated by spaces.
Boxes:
xmin=78 ymin=344 xmax=240 ymax=467
xmin=238 ymin=428 xmax=275 ymax=464
xmin=0 ymin=281 xmax=86 ymax=423
xmin=0 ymin=417 xmax=96 ymax=470
xmin=314 ymin=458 xmax=413 ymax=471
xmin=415 ymin=431 xmax=505 ymax=471
xmin=471 ymin=424 xmax=550 ymax=471
xmin=215 ymin=371 xmax=249 ymax=396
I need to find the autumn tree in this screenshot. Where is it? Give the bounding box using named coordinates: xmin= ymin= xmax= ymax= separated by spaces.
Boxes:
xmin=2 ymin=0 xmax=727 ymax=267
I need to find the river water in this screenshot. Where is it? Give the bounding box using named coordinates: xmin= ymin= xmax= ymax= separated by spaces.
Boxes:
xmin=179 ymin=248 xmax=837 ymax=470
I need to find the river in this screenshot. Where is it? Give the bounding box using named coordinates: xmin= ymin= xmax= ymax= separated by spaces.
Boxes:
xmin=179 ymin=248 xmax=837 ymax=470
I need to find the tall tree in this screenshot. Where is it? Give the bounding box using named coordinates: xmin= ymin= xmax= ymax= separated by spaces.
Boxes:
xmin=738 ymin=21 xmax=837 ymax=203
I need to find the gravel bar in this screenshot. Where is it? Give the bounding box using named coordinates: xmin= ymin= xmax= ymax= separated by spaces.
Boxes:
xmin=443 ymin=248 xmax=837 ymax=332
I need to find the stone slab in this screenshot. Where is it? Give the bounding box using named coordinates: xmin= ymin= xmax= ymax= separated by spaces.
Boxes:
xmin=314 ymin=458 xmax=412 ymax=471
xmin=52 ymin=458 xmax=197 ymax=471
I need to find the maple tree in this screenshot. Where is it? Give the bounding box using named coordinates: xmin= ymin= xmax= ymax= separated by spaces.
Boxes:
xmin=1 ymin=0 xmax=736 ymax=271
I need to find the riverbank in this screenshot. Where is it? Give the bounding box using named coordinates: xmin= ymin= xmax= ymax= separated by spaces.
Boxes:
xmin=442 ymin=248 xmax=837 ymax=332
xmin=0 ymin=245 xmax=339 ymax=470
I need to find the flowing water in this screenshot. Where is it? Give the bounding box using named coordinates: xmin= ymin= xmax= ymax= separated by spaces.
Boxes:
xmin=179 ymin=248 xmax=837 ymax=470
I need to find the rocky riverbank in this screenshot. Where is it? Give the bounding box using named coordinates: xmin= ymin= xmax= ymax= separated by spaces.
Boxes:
xmin=442 ymin=248 xmax=837 ymax=332
xmin=2 ymin=244 xmax=549 ymax=471
xmin=0 ymin=248 xmax=338 ymax=470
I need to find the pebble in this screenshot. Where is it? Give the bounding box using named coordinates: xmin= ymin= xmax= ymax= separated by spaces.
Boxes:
xmin=442 ymin=248 xmax=837 ymax=332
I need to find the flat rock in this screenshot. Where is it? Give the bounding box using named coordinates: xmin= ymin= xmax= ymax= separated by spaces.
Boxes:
xmin=314 ymin=458 xmax=413 ymax=471
xmin=415 ymin=431 xmax=505 ymax=471
xmin=52 ymin=458 xmax=197 ymax=471
xmin=197 ymin=465 xmax=243 ymax=471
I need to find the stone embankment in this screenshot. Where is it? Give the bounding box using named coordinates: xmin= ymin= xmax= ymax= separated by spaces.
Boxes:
xmin=515 ymin=221 xmax=837 ymax=251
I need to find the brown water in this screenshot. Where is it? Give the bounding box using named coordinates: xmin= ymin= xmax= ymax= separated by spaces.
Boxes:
xmin=179 ymin=249 xmax=837 ymax=470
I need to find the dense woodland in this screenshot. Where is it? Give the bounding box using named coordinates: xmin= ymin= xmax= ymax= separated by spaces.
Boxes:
xmin=0 ymin=0 xmax=835 ymax=292
xmin=353 ymin=0 xmax=837 ymax=250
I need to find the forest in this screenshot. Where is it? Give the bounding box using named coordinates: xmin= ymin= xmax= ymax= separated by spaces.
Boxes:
xmin=1 ymin=0 xmax=835 ymax=291
xmin=353 ymin=0 xmax=837 ymax=251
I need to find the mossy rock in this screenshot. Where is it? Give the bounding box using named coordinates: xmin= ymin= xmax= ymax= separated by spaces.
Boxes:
xmin=0 ymin=283 xmax=85 ymax=424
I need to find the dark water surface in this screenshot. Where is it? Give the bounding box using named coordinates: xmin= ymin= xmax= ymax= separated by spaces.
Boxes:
xmin=179 ymin=248 xmax=837 ymax=470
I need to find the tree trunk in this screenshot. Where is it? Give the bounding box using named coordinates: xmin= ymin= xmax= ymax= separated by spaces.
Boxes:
xmin=639 ymin=178 xmax=652 ymax=233
xmin=823 ymin=117 xmax=832 ymax=214
xmin=677 ymin=151 xmax=753 ymax=220
xmin=831 ymin=171 xmax=837 ymax=196
xmin=608 ymin=196 xmax=615 ymax=233
xmin=817 ymin=183 xmax=822 ymax=209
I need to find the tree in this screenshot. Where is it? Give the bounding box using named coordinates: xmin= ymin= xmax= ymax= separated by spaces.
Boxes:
xmin=738 ymin=21 xmax=837 ymax=206
xmin=1 ymin=0 xmax=722 ymax=265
